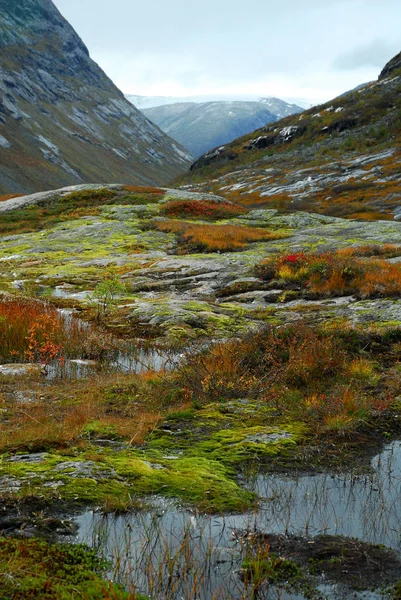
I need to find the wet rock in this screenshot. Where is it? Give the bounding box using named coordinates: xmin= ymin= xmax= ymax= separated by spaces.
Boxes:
xmin=0 ymin=476 xmax=22 ymax=494
xmin=245 ymin=432 xmax=292 ymax=444
xmin=220 ymin=289 xmax=284 ymax=305
xmin=244 ymin=135 xmax=276 ymax=150
xmin=244 ymin=125 xmax=305 ymax=150
xmin=7 ymin=453 xmax=48 ymax=464
xmin=54 ymin=461 xmax=116 ymax=480
xmin=190 ymin=145 xmax=238 ymax=170
xmin=0 ymin=363 xmax=42 ymax=377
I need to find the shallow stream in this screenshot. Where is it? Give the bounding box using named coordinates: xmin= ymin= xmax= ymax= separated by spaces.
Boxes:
xmin=74 ymin=440 xmax=401 ymax=599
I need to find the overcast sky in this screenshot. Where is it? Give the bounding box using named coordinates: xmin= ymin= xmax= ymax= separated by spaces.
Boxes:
xmin=52 ymin=0 xmax=400 ymax=106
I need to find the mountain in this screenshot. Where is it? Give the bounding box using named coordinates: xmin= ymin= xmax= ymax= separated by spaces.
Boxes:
xmin=182 ymin=51 xmax=401 ymax=221
xmin=258 ymin=97 xmax=304 ymax=118
xmin=0 ymin=0 xmax=193 ymax=195
xmin=126 ymin=94 xmax=303 ymax=157
xmin=142 ymin=101 xmax=281 ymax=158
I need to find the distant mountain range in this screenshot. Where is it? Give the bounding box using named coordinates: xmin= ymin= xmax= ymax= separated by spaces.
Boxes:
xmin=126 ymin=94 xmax=308 ymax=111
xmin=0 ymin=0 xmax=193 ymax=195
xmin=126 ymin=95 xmax=303 ymax=157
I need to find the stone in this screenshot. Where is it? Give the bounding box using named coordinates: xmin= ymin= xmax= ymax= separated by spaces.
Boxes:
xmin=245 ymin=432 xmax=292 ymax=444
xmin=0 ymin=364 xmax=41 ymax=377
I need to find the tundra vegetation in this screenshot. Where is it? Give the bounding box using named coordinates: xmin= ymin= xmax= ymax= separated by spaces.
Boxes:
xmin=2 ymin=185 xmax=401 ymax=598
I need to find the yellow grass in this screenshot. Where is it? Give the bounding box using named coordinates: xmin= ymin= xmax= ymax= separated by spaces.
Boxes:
xmin=0 ymin=371 xmax=185 ymax=453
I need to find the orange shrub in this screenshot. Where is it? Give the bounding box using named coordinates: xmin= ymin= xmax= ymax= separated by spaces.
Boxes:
xmin=0 ymin=298 xmax=64 ymax=363
xmin=0 ymin=297 xmax=114 ymax=364
xmin=255 ymin=246 xmax=401 ymax=298
xmin=155 ymin=220 xmax=286 ymax=253
xmin=0 ymin=193 xmax=22 ymax=202
xmin=161 ymin=199 xmax=246 ymax=220
xmin=176 ymin=321 xmax=394 ymax=432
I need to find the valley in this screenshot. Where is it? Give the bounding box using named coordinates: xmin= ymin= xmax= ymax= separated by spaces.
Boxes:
xmin=1 ymin=1 xmax=401 ymax=598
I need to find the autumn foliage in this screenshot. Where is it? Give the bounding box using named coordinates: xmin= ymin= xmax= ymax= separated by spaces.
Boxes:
xmin=155 ymin=220 xmax=286 ymax=253
xmin=161 ymin=199 xmax=246 ymax=220
xmin=0 ymin=297 xmax=112 ymax=365
xmin=255 ymin=245 xmax=401 ymax=298
xmin=177 ymin=321 xmax=394 ymax=431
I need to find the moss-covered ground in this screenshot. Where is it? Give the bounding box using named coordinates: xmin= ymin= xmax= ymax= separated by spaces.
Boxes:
xmin=240 ymin=533 xmax=401 ymax=598
xmin=0 ymin=536 xmax=148 ymax=599
xmin=2 ymin=185 xmax=401 ymax=598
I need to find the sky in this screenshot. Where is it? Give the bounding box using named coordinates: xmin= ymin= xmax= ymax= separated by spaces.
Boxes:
xmin=52 ymin=0 xmax=400 ymax=106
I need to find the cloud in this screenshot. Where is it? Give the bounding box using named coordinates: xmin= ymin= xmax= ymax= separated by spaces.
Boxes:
xmin=333 ymin=39 xmax=400 ymax=70
xmin=52 ymin=0 xmax=401 ymax=105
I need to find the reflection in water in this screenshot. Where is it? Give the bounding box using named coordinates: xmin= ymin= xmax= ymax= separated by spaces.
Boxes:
xmin=47 ymin=347 xmax=179 ymax=380
xmin=75 ymin=441 xmax=401 ymax=599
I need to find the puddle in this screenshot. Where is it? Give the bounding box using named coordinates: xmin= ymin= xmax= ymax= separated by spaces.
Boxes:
xmin=45 ymin=309 xmax=180 ymax=379
xmin=46 ymin=347 xmax=179 ymax=379
xmin=74 ymin=441 xmax=401 ymax=599
xmin=52 ymin=287 xmax=92 ymax=301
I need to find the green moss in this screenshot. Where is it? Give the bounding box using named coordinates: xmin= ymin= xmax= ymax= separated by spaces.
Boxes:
xmin=190 ymin=425 xmax=302 ymax=464
xmin=166 ymin=409 xmax=196 ymax=421
xmin=19 ymin=410 xmax=258 ymax=514
xmin=0 ymin=443 xmax=254 ymax=513
xmin=82 ymin=421 xmax=119 ymax=440
xmin=0 ymin=537 xmax=140 ymax=599
xmin=107 ymin=450 xmax=254 ymax=512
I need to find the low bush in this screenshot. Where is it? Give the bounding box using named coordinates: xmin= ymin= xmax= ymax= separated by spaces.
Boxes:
xmin=0 ymin=296 xmax=115 ymax=364
xmin=255 ymin=246 xmax=401 ymax=298
xmin=161 ymin=199 xmax=246 ymax=220
xmin=155 ymin=220 xmax=286 ymax=253
xmin=175 ymin=321 xmax=393 ymax=432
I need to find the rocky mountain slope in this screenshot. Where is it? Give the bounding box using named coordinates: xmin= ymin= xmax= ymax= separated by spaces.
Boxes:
xmin=0 ymin=0 xmax=193 ymax=195
xmin=181 ymin=52 xmax=401 ymax=221
xmin=141 ymin=101 xmax=279 ymax=157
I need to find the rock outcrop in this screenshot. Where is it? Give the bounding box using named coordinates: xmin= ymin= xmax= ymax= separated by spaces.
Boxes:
xmin=0 ymin=0 xmax=193 ymax=194
xmin=379 ymin=51 xmax=401 ymax=80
